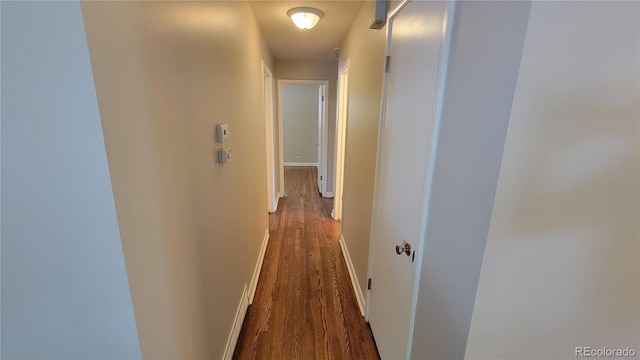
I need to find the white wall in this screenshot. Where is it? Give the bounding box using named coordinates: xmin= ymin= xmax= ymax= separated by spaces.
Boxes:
xmin=282 ymin=84 xmax=320 ymax=164
xmin=338 ymin=1 xmax=387 ymax=302
xmin=466 ymin=2 xmax=639 ymax=358
xmin=82 ymin=1 xmax=273 ymax=357
xmin=411 ymin=1 xmax=531 ymax=358
xmin=0 ymin=2 xmax=141 ymax=358
xmin=275 ymin=60 xmax=338 ymax=192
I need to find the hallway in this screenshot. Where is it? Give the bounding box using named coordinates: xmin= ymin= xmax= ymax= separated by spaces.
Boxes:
xmin=234 ymin=167 xmax=379 ymax=359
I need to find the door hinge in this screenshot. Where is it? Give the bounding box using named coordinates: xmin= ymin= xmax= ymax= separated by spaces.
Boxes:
xmin=367 ymin=278 xmax=372 ymax=290
xmin=322 ymin=95 xmax=325 ymax=101
xmin=320 ymin=176 xmax=323 ymax=180
xmin=384 ymin=55 xmax=391 ymax=73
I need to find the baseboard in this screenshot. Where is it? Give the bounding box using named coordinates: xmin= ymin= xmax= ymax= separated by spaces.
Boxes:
xmin=249 ymin=229 xmax=269 ymax=304
xmin=269 ymin=193 xmax=282 ymax=213
xmin=323 ymin=191 xmax=334 ymax=198
xmin=339 ymin=235 xmax=366 ymax=316
xmin=222 ymin=284 xmax=249 ymax=360
xmin=283 ymin=162 xmax=318 ymax=167
xmin=275 ymin=192 xmax=282 ymax=211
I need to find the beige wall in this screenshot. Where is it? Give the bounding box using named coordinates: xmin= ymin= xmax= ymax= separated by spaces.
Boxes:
xmin=275 ymin=60 xmax=338 ymax=193
xmin=466 ymin=1 xmax=639 ymax=358
xmin=82 ymin=1 xmax=273 ymax=358
xmin=281 ymin=84 xmax=320 ymax=164
xmin=337 ymin=2 xmax=387 ymax=298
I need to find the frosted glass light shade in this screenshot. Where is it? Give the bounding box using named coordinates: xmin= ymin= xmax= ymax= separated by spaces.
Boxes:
xmin=287 ymin=7 xmax=324 ymax=30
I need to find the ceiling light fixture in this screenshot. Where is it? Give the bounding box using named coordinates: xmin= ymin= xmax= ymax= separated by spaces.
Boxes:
xmin=287 ymin=7 xmax=324 ymax=31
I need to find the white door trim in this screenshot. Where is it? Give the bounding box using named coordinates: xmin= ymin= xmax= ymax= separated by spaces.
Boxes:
xmin=277 ymin=79 xmax=329 ymax=196
xmin=365 ymin=0 xmax=457 ymax=357
xmin=333 ymin=60 xmax=349 ymax=220
xmin=262 ymin=61 xmax=278 ymax=212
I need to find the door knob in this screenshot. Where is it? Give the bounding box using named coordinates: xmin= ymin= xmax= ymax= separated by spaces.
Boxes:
xmin=395 ymin=241 xmax=411 ymax=256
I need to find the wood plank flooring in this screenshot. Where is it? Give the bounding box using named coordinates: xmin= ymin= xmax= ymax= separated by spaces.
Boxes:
xmin=234 ymin=167 xmax=380 ymax=360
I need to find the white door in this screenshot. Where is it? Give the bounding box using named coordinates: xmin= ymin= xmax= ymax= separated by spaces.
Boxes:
xmin=367 ymin=1 xmax=451 ymax=358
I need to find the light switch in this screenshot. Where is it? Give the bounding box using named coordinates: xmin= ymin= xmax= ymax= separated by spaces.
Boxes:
xmin=215 ymin=124 xmax=230 ymax=143
xmin=218 ymin=148 xmax=232 ymax=164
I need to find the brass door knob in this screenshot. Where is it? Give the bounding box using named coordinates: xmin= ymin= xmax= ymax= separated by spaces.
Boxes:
xmin=395 ymin=241 xmax=411 ymax=256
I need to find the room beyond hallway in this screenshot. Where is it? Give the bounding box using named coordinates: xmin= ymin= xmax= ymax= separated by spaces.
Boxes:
xmin=234 ymin=167 xmax=379 ymax=359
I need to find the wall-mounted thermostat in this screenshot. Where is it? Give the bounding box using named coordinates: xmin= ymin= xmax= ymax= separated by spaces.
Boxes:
xmin=218 ymin=148 xmax=232 ymax=164
xmin=215 ymin=124 xmax=230 ymax=143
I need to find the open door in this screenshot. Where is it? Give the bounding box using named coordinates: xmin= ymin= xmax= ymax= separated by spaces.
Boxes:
xmin=366 ymin=1 xmax=453 ymax=358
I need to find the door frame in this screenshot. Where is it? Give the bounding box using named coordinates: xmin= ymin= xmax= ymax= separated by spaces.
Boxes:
xmin=262 ymin=61 xmax=278 ymax=212
xmin=364 ymin=0 xmax=457 ymax=356
xmin=277 ymin=79 xmax=329 ymax=196
xmin=317 ymin=85 xmax=326 ymax=194
xmin=333 ymin=60 xmax=349 ymax=220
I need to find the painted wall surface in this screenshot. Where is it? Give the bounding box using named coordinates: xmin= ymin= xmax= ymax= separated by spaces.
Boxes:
xmin=411 ymin=2 xmax=531 ymax=359
xmin=1 ymin=2 xmax=4 ymax=351
xmin=388 ymin=0 xmax=403 ymax=15
xmin=281 ymin=84 xmax=320 ymax=164
xmin=338 ymin=1 xmax=387 ymax=301
xmin=82 ymin=1 xmax=273 ymax=358
xmin=0 ymin=2 xmax=141 ymax=358
xmin=275 ymin=60 xmax=338 ymax=193
xmin=466 ymin=2 xmax=640 ymax=358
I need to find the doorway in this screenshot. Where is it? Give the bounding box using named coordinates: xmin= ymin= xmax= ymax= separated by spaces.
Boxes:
xmin=333 ymin=61 xmax=349 ymax=220
xmin=262 ymin=61 xmax=278 ymax=213
xmin=277 ymin=80 xmax=329 ymax=196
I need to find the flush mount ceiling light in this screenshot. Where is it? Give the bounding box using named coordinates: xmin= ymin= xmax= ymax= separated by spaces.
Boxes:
xmin=287 ymin=7 xmax=324 ymax=31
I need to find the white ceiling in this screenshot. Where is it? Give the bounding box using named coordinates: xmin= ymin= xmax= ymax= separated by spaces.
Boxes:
xmin=249 ymin=0 xmax=365 ymax=60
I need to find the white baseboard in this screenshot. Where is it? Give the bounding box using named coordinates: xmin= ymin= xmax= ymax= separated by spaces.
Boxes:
xmin=283 ymin=162 xmax=318 ymax=167
xmin=222 ymin=284 xmax=249 ymax=360
xmin=249 ymin=229 xmax=269 ymax=304
xmin=222 ymin=229 xmax=269 ymax=359
xmin=323 ymin=192 xmax=334 ymax=198
xmin=339 ymin=235 xmax=366 ymax=316
xmin=275 ymin=192 xmax=282 ymax=211
xmin=269 ymin=193 xmax=282 ymax=213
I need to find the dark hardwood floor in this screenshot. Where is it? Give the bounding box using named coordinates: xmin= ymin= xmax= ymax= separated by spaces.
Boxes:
xmin=234 ymin=167 xmax=380 ymax=360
